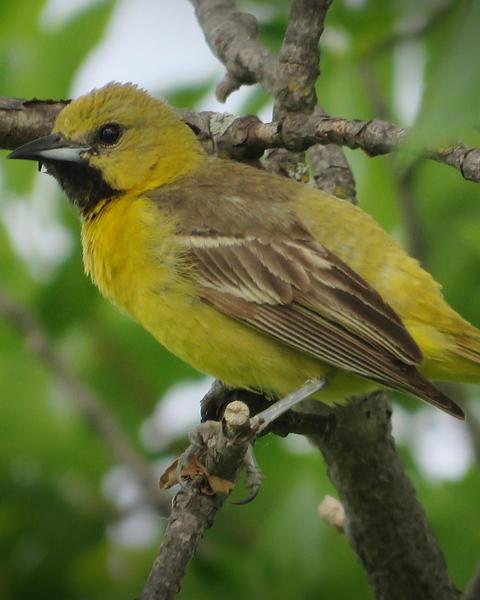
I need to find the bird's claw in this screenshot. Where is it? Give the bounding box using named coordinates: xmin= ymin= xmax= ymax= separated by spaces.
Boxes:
xmin=232 ymin=445 xmax=264 ymax=505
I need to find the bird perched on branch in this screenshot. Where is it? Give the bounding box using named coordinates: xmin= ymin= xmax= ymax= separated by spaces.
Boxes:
xmin=8 ymin=82 xmax=480 ymax=420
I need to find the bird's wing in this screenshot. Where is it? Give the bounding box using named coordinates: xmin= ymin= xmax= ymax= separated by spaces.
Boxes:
xmin=184 ymin=234 xmax=420 ymax=374
xmin=181 ymin=233 xmax=463 ymax=418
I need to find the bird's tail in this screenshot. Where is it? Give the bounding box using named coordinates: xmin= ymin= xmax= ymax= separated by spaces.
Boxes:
xmin=390 ymin=368 xmax=465 ymax=420
xmin=410 ymin=317 xmax=480 ymax=387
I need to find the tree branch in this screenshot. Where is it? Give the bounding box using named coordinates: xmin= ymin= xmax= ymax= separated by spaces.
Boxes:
xmin=261 ymin=4 xmax=458 ymax=598
xmin=311 ymin=393 xmax=460 ymax=600
xmin=464 ymin=562 xmax=480 ymax=600
xmin=267 ymin=0 xmax=338 ymax=183
xmin=140 ymin=402 xmax=254 ymax=600
xmin=0 ymin=286 xmax=169 ymax=514
xmin=2 ymin=98 xmax=480 ymax=184
xmin=275 ymin=0 xmax=330 ymax=118
xmin=0 ymin=96 xmax=68 ymax=148
xmin=190 ymin=0 xmax=278 ymax=101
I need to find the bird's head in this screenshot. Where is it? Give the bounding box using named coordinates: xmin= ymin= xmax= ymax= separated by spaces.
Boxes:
xmin=8 ymin=82 xmax=205 ymax=215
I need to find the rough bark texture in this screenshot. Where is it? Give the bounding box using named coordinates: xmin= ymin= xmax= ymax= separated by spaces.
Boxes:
xmin=0 ymin=97 xmax=68 ymax=148
xmin=140 ymin=406 xmax=253 ymax=600
xmin=275 ymin=0 xmax=330 ymax=118
xmin=312 ymin=393 xmax=460 ymax=600
xmin=141 ymin=482 xmax=224 ymax=600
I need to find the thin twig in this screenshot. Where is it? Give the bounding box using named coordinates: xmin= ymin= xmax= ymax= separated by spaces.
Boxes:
xmin=190 ymin=0 xmax=278 ymax=100
xmin=396 ymin=163 xmax=427 ymax=261
xmin=0 ymin=286 xmax=169 ymax=513
xmin=358 ymin=51 xmax=427 ymax=261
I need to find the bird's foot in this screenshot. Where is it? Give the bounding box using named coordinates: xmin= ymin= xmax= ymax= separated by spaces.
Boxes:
xmin=232 ymin=445 xmax=264 ymax=505
xmin=161 ymin=378 xmax=331 ymax=501
xmin=160 ymin=421 xmax=237 ymax=496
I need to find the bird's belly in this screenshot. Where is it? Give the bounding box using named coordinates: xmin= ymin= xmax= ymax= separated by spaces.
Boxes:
xmin=134 ymin=286 xmax=374 ymax=401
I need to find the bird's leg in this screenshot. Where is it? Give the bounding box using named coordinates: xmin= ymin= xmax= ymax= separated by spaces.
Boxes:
xmin=250 ymin=377 xmax=329 ymax=435
xmin=229 ymin=377 xmax=331 ymax=502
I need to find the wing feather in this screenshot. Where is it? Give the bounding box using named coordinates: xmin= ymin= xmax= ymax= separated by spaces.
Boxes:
xmin=186 ymin=236 xmax=467 ymax=415
xmin=189 ymin=237 xmax=422 ymax=366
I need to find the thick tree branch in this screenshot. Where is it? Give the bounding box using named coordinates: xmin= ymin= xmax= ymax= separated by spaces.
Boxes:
xmin=275 ymin=0 xmax=330 ymax=118
xmin=310 ymin=393 xmax=460 ymax=600
xmin=2 ymin=98 xmax=480 ymax=184
xmin=0 ymin=286 xmax=169 ymax=514
xmin=267 ymin=5 xmax=458 ymax=597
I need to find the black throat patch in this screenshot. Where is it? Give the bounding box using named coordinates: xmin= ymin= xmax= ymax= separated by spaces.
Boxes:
xmin=43 ymin=160 xmax=119 ymax=217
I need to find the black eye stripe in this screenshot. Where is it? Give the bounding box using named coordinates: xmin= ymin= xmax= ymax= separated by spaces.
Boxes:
xmin=98 ymin=123 xmax=122 ymax=145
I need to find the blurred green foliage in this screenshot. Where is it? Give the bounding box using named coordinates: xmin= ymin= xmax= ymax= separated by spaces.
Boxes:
xmin=0 ymin=1 xmax=479 ymax=598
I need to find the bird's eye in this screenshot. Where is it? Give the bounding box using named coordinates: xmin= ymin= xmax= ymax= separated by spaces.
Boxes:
xmin=98 ymin=123 xmax=122 ymax=145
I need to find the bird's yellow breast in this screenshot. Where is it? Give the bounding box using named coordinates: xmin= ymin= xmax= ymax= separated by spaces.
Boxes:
xmin=82 ymin=194 xmax=182 ymax=313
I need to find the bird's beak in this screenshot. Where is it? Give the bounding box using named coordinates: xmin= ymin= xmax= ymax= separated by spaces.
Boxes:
xmin=7 ymin=133 xmax=91 ymax=163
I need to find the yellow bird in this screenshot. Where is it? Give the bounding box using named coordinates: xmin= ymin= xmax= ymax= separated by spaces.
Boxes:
xmin=8 ymin=82 xmax=480 ymax=420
